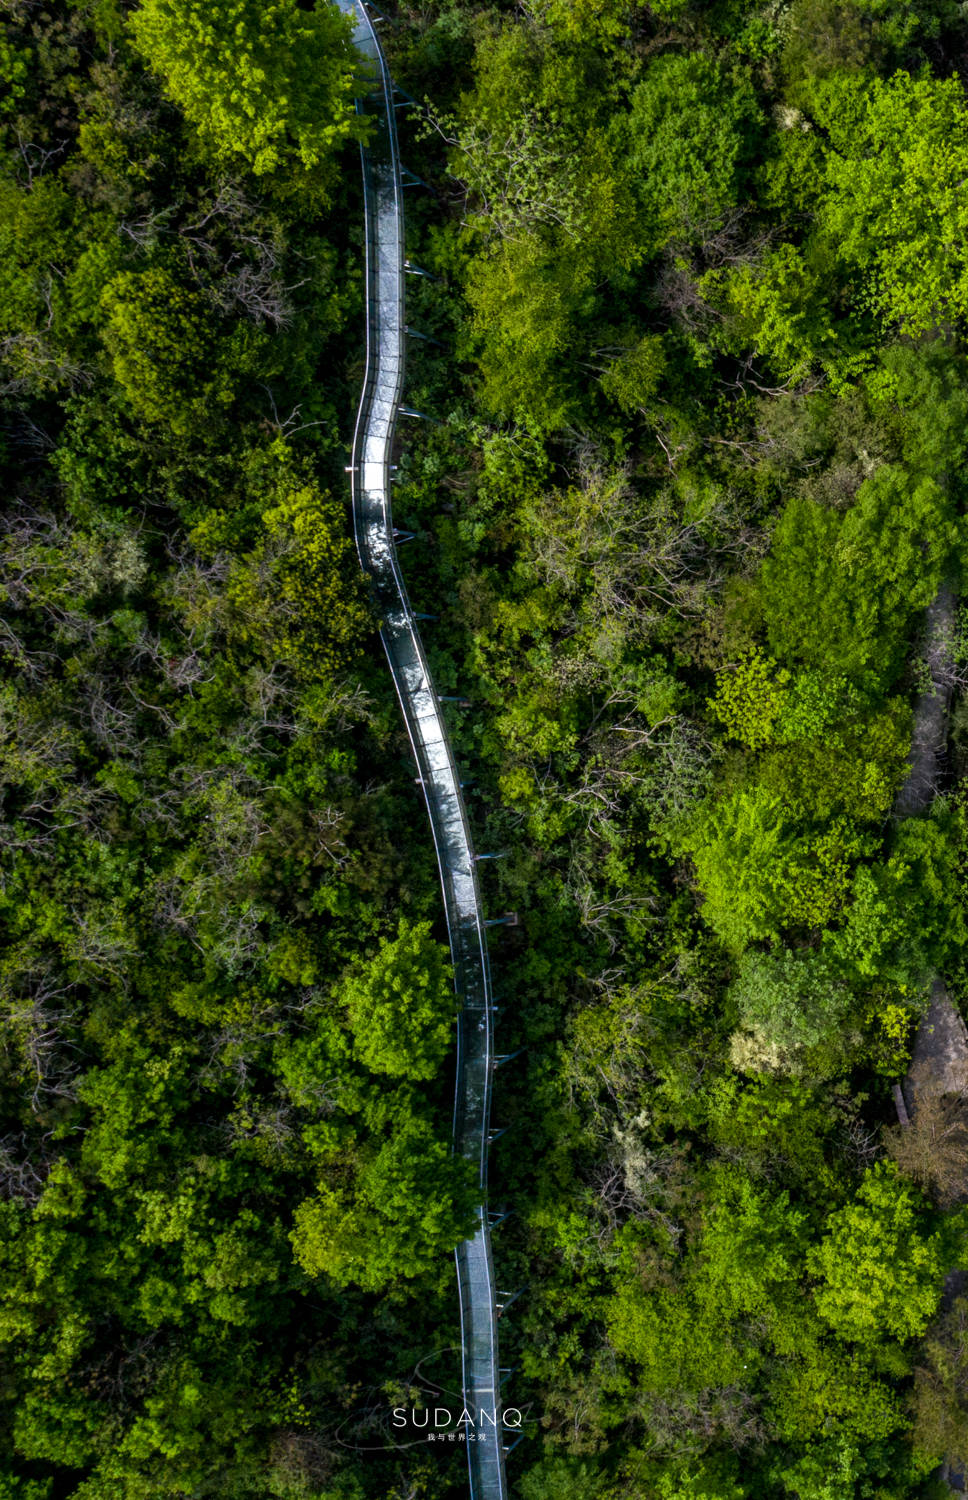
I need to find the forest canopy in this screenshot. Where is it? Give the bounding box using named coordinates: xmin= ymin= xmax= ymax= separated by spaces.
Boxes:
xmin=1 ymin=0 xmax=968 ymax=1498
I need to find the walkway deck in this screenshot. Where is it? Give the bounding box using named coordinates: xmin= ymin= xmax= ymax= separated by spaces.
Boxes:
xmin=337 ymin=5 xmax=510 ymax=1498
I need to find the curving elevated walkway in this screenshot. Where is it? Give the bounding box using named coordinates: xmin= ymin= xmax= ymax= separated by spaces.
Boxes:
xmin=336 ymin=4 xmax=510 ymax=1498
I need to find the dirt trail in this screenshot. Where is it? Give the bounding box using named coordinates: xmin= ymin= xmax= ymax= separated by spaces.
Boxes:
xmin=892 ymin=583 xmax=967 ymax=1493
xmin=894 ymin=585 xmax=958 ymax=817
xmin=895 ymin=581 xmax=967 ymax=1120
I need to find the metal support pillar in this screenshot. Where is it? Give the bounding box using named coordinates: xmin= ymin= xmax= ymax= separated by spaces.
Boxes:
xmin=406 ymin=325 xmax=447 ymax=348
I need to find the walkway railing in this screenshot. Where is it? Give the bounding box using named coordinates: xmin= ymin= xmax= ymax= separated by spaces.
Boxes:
xmin=336 ymin=5 xmax=510 ymax=1497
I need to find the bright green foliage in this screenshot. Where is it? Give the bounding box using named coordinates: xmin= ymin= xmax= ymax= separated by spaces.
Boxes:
xmin=607 ymin=1276 xmax=754 ymax=1395
xmin=835 ymin=466 xmax=958 ymax=612
xmin=606 ymin=1158 xmax=914 ymax=1466
xmin=864 ymin=341 xmax=968 ymax=475
xmin=774 ymin=671 xmax=860 ymax=742
xmin=339 ymin=918 xmax=455 ymax=1082
xmin=128 ymin=0 xmax=361 ymax=184
xmin=698 ymin=1168 xmax=810 ymax=1317
xmin=706 ymin=1075 xmax=841 ymax=1191
xmin=0 ymin=35 xmax=29 ymax=115
xmin=684 ymin=785 xmax=866 ymax=950
xmin=710 ymin=656 xmax=909 ymax=822
xmin=600 ymin=333 xmax=667 ymax=415
xmin=219 ymin=441 xmax=369 ymax=679
xmin=449 ymin=21 xmax=640 ymax=266
xmin=832 ymin=816 xmax=967 ymax=983
xmin=701 ymin=242 xmax=836 ymax=382
xmin=709 ymin=649 xmax=789 ymax=750
xmin=759 ymin=470 xmax=959 ymax=678
xmin=821 ymin=72 xmax=968 ymax=332
xmin=652 ymin=1466 xmax=746 ymax=1500
xmin=450 ymin=17 xmax=645 ymax=426
xmin=758 ymin=496 xmax=853 ymax=668
xmin=627 ymin=54 xmax=763 ymax=248
xmin=535 ymin=0 xmax=648 ymax=50
xmin=757 ymin=699 xmax=912 ymax=822
xmin=809 ymin=1163 xmax=944 ymax=1344
xmin=464 ymin=235 xmax=594 ymax=428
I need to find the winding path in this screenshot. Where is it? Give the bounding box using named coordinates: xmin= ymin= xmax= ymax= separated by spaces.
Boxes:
xmin=337 ymin=5 xmax=510 ymax=1498
xmin=892 ymin=583 xmax=968 ymax=1494
xmin=894 ymin=583 xmax=968 ymax=1117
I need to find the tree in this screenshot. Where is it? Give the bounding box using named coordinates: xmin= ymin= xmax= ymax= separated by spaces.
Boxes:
xmin=831 ymin=816 xmax=966 ymax=984
xmin=217 ymin=440 xmax=369 ymax=680
xmin=463 ymin=233 xmax=594 ymax=428
xmin=652 ymin=1465 xmax=746 ymax=1500
xmin=606 ymin=1277 xmax=754 ymax=1397
xmin=128 ymin=0 xmax=362 ymax=189
xmin=698 ymin=1168 xmax=809 ymax=1319
xmin=519 ymin=1456 xmax=609 ymax=1500
xmin=758 ymin=469 xmax=958 ymax=681
xmin=709 ymin=649 xmax=790 ymax=752
xmin=626 ymin=53 xmax=763 ymax=251
xmin=808 ymin=1161 xmax=944 ymax=1344
xmin=0 ymin=176 xmax=81 ymax=396
xmin=819 ymin=71 xmax=968 ymax=333
xmin=728 ymin=947 xmax=854 ymax=1074
xmin=447 ymin=19 xmax=640 ymax=267
xmin=864 ymin=341 xmax=968 ymax=476
xmin=781 ymin=0 xmax=951 ymax=96
xmin=99 ymin=266 xmax=232 ymax=431
xmin=913 ymin=1297 xmax=968 ymax=1468
xmin=0 ymin=32 xmax=28 ymax=117
xmin=683 ymin=785 xmax=866 ymax=951
xmin=339 ymin=918 xmax=455 ymax=1083
xmin=700 ymin=242 xmax=837 ymax=384
xmin=289 ymin=1117 xmax=477 ymax=1291
xmin=706 ymin=1074 xmax=842 ymax=1191
xmin=599 ymin=333 xmax=667 ymax=417
xmin=756 ymin=701 xmax=911 ymax=824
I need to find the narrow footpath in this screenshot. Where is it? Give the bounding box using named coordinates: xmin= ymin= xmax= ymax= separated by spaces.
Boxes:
xmin=895 ymin=584 xmax=968 ymax=1114
xmin=337 ymin=5 xmax=511 ymax=1498
xmin=893 ymin=582 xmax=968 ymax=1493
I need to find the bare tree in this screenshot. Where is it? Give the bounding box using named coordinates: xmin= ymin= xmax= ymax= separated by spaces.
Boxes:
xmin=0 ymin=1132 xmax=54 ymax=1205
xmin=268 ymin=1429 xmax=340 ymax=1491
xmin=883 ymin=1068 xmax=968 ymax=1207
xmin=0 ymin=962 xmax=83 ymax=1114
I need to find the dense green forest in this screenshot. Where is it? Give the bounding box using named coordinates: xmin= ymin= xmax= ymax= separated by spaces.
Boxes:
xmin=2 ymin=0 xmax=968 ymax=1497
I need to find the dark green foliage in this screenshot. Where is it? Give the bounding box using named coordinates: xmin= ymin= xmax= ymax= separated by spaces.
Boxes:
xmin=423 ymin=0 xmax=968 ymax=1494
xmin=0 ymin=6 xmax=459 ymax=1495
xmin=3 ymin=0 xmax=968 ymax=1496
xmin=626 ymin=53 xmax=764 ymax=251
